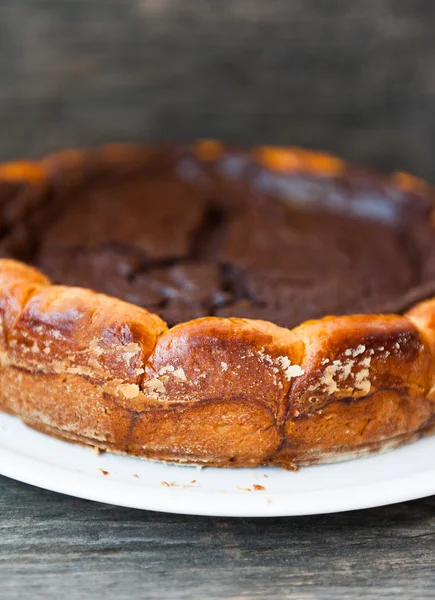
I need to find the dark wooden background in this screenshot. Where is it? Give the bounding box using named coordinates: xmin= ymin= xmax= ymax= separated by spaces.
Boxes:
xmin=1 ymin=1 xmax=435 ymax=598
xmin=1 ymin=0 xmax=435 ymax=180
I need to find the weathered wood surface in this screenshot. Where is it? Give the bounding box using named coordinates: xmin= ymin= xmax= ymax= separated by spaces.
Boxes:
xmin=1 ymin=476 xmax=435 ymax=600
xmin=1 ymin=0 xmax=435 ymax=180
xmin=2 ymin=1 xmax=435 ymax=598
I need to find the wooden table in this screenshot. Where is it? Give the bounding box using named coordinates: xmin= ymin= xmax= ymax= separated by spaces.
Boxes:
xmin=2 ymin=1 xmax=435 ymax=598
xmin=1 ymin=0 xmax=435 ymax=181
xmin=1 ymin=476 xmax=435 ymax=599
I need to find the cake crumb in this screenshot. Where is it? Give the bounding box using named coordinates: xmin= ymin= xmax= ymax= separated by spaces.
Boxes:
xmin=253 ymin=484 xmax=266 ymax=491
xmin=345 ymin=344 xmax=365 ymax=357
xmin=236 ymin=486 xmax=252 ymax=492
xmin=133 ymin=474 xmax=139 ymax=478
xmin=336 ymin=359 xmax=354 ymax=380
xmin=360 ymin=356 xmax=371 ymax=368
xmin=276 ymin=355 xmax=291 ymax=370
xmin=267 ymin=497 xmax=273 ymax=504
xmin=354 ymin=368 xmax=371 ymax=394
xmin=121 ymin=342 xmax=141 ymax=365
xmin=118 ymin=383 xmax=141 ymax=399
xmin=276 ymin=356 xmax=305 ymax=380
xmin=319 ymin=364 xmax=339 ymax=394
xmin=144 ymin=377 xmax=166 ymax=398
xmin=258 ymin=348 xmax=273 ymax=366
xmin=98 ymin=468 xmax=109 ymax=476
xmin=173 ymin=367 xmax=187 ymax=381
xmin=158 ymin=365 xmax=175 ymax=375
xmin=157 ymin=365 xmax=188 ymax=382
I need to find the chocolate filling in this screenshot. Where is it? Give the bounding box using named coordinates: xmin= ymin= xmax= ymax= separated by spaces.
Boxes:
xmin=1 ymin=147 xmax=435 ymax=328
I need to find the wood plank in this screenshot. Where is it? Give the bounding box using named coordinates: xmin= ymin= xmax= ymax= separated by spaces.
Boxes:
xmin=0 ymin=0 xmax=434 ymax=179
xmin=1 ymin=476 xmax=435 ymax=599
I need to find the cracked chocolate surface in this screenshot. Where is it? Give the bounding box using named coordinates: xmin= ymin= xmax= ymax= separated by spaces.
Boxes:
xmin=2 ymin=148 xmax=435 ymax=328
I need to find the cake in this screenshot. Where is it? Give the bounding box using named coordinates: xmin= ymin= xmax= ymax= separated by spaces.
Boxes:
xmin=1 ymin=141 xmax=435 ymax=468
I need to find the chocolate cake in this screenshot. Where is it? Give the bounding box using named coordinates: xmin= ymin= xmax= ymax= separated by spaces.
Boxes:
xmin=1 ymin=142 xmax=435 ymax=468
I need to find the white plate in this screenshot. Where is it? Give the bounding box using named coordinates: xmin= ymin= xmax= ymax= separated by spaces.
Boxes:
xmin=1 ymin=411 xmax=435 ymax=516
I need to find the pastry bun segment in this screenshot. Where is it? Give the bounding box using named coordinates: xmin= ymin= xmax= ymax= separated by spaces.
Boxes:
xmin=278 ymin=315 xmax=433 ymax=466
xmin=1 ymin=258 xmax=435 ymax=468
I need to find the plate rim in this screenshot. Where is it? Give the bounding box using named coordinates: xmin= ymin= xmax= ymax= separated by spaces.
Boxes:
xmin=2 ymin=413 xmax=435 ymax=517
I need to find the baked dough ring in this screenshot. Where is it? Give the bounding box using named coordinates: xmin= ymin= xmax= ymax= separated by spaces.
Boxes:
xmin=0 ymin=258 xmax=434 ymax=468
xmin=1 ymin=144 xmax=435 ymax=469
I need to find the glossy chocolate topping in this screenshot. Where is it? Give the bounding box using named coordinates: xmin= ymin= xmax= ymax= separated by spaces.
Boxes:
xmin=1 ymin=146 xmax=435 ymax=328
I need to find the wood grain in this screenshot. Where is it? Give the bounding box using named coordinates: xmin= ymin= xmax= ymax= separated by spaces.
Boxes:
xmin=1 ymin=476 xmax=435 ymax=600
xmin=0 ymin=0 xmax=435 ymax=179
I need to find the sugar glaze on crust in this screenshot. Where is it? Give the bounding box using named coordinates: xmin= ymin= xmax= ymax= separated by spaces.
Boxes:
xmin=1 ymin=143 xmax=435 ymax=469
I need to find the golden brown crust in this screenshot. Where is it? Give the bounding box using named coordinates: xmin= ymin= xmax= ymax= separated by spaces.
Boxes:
xmin=1 ymin=256 xmax=435 ymax=468
xmin=277 ymin=315 xmax=434 ymax=466
xmin=1 ymin=143 xmax=435 ymax=469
